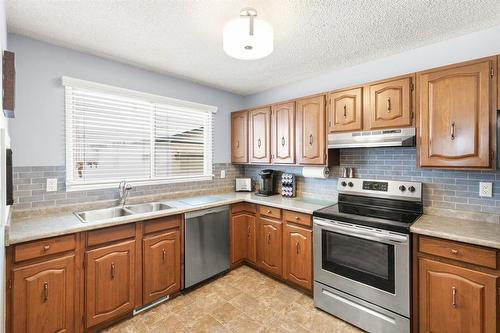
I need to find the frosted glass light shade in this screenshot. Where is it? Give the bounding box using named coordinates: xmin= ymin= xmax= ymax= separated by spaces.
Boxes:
xmin=223 ymin=16 xmax=273 ymax=60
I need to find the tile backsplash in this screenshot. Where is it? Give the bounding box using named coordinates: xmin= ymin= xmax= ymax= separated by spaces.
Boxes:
xmin=12 ymin=163 xmax=243 ymax=211
xmin=13 ymin=148 xmax=500 ymax=215
xmin=245 ymin=147 xmax=500 ymax=215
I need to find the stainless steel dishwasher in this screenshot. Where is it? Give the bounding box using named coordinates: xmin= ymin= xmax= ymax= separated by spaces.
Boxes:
xmin=184 ymin=205 xmax=230 ymax=288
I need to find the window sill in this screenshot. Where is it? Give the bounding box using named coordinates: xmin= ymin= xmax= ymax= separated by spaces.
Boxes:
xmin=65 ymin=175 xmax=214 ymax=192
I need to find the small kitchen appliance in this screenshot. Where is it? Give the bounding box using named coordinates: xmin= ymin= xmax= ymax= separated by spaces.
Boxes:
xmin=255 ymin=169 xmax=275 ymax=196
xmin=235 ymin=178 xmax=252 ymax=192
xmin=313 ymin=178 xmax=423 ymax=333
xmin=281 ymin=173 xmax=296 ymax=197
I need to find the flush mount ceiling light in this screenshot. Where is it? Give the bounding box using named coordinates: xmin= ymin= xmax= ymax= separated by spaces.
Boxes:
xmin=223 ymin=7 xmax=273 ymax=60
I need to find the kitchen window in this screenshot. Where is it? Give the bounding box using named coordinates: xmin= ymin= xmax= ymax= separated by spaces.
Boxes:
xmin=63 ymin=77 xmax=216 ymax=191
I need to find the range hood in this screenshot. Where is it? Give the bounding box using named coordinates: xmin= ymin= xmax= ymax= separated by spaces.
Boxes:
xmin=328 ymin=127 xmax=416 ymax=149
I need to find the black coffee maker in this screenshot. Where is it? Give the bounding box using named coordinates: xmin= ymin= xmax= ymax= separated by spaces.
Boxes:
xmin=256 ymin=169 xmax=275 ymax=196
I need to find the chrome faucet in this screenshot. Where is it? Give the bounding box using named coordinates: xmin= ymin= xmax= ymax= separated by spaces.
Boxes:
xmin=118 ymin=181 xmax=133 ymax=207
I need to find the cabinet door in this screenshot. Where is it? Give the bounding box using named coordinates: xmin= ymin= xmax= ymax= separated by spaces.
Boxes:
xmin=419 ymin=258 xmax=497 ymax=333
xmin=418 ymin=58 xmax=495 ymax=168
xmin=246 ymin=216 xmax=257 ymax=264
xmin=249 ymin=107 xmax=271 ymax=164
xmin=12 ymin=255 xmax=75 ymax=333
xmin=369 ymin=77 xmax=412 ymax=129
xmin=231 ymin=111 xmax=248 ymax=163
xmin=258 ymin=217 xmax=282 ymax=276
xmin=328 ymin=88 xmax=363 ymax=132
xmin=143 ymin=229 xmax=180 ymax=304
xmin=85 ymin=240 xmax=135 ymax=328
xmin=271 ymin=102 xmax=295 ymax=164
xmin=296 ymin=96 xmax=326 ymax=165
xmin=283 ymin=224 xmax=312 ymax=290
xmin=230 ymin=213 xmax=248 ymax=264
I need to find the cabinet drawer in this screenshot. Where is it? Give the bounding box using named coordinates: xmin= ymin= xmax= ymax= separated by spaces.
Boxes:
xmin=284 ymin=210 xmax=311 ymax=227
xmin=13 ymin=234 xmax=76 ymax=263
xmin=259 ymin=205 xmax=281 ymax=219
xmin=419 ymin=236 xmax=497 ymax=269
xmin=143 ymin=214 xmax=182 ymax=235
xmin=231 ymin=202 xmax=257 ymax=214
xmin=86 ymin=223 xmax=136 ymax=247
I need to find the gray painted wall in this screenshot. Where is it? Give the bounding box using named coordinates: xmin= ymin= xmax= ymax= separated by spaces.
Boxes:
xmin=8 ymin=33 xmax=244 ymax=166
xmin=242 ymin=24 xmax=500 ymax=108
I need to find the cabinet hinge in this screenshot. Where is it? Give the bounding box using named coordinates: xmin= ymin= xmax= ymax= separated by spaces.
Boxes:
xmin=82 ymin=316 xmax=85 ymax=326
xmin=7 ymin=279 xmax=11 ymax=289
xmin=490 ymin=67 xmax=494 ymax=78
xmin=410 ymin=111 xmax=414 ymax=120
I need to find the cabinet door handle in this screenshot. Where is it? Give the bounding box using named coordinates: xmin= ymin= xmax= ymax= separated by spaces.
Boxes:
xmin=450 ymin=121 xmax=455 ymax=140
xmin=247 ymin=225 xmax=251 ymax=238
xmin=111 ymin=263 xmax=115 ymax=279
xmin=267 ymin=233 xmax=271 ymax=245
xmin=296 ymin=241 xmax=300 ymax=254
xmin=281 ymin=136 xmax=285 ymax=147
xmin=451 ymin=249 xmax=459 ymax=255
xmin=309 ymin=134 xmax=313 ymax=146
xmin=387 ymin=97 xmax=391 ymax=112
xmin=43 ymin=282 xmax=49 ymax=302
xmin=343 ymin=104 xmax=347 ymax=117
xmin=452 ymin=286 xmax=457 ymax=307
xmin=257 ymin=138 xmax=261 ymax=148
xmin=162 ymin=249 xmax=166 ymax=262
xmin=236 ymin=140 xmax=239 ymax=148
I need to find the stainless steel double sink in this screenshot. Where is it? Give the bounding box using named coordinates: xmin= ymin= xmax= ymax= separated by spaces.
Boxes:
xmin=74 ymin=202 xmax=175 ymax=223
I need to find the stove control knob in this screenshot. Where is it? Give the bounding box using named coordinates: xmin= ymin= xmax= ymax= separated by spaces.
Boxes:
xmin=348 ymin=182 xmax=354 ymax=187
xmin=399 ymin=185 xmax=406 ymax=192
xmin=408 ymin=186 xmax=416 ymax=193
xmin=341 ymin=181 xmax=347 ymax=187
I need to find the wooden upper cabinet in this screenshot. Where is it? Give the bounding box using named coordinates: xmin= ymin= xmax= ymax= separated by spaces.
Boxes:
xmin=368 ymin=76 xmax=413 ymax=129
xmin=249 ymin=107 xmax=271 ymax=164
xmin=497 ymin=55 xmax=500 ymax=110
xmin=85 ymin=240 xmax=136 ymax=328
xmin=419 ymin=258 xmax=497 ymax=333
xmin=12 ymin=255 xmax=76 ymax=333
xmin=271 ymin=102 xmax=295 ymax=164
xmin=257 ymin=217 xmax=283 ymax=277
xmin=296 ymin=95 xmax=326 ymax=165
xmin=417 ymin=57 xmax=497 ymax=169
xmin=231 ymin=111 xmax=248 ymax=163
xmin=328 ymin=88 xmax=363 ymax=132
xmin=283 ymin=224 xmax=312 ymax=290
xmin=143 ymin=229 xmax=180 ymax=305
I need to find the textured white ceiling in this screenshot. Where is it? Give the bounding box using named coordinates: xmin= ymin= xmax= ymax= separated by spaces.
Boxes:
xmin=6 ymin=0 xmax=500 ymax=95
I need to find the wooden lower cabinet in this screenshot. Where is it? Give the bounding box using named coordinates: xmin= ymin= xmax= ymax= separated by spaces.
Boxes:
xmin=142 ymin=229 xmax=181 ymax=304
xmin=246 ymin=217 xmax=257 ymax=264
xmin=11 ymin=254 xmax=76 ymax=333
xmin=418 ymin=258 xmax=497 ymax=333
xmin=283 ymin=224 xmax=312 ymax=290
xmin=230 ymin=212 xmax=257 ymax=265
xmin=85 ymin=240 xmax=136 ymax=328
xmin=257 ymin=217 xmax=283 ymax=277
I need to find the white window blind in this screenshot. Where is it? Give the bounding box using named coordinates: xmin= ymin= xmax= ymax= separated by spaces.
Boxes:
xmin=63 ymin=77 xmax=216 ymax=191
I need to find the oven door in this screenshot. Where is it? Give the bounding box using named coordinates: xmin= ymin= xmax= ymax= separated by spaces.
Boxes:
xmin=313 ymin=217 xmax=410 ymax=316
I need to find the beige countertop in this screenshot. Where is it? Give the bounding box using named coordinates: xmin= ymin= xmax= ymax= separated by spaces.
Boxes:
xmin=411 ymin=214 xmax=500 ymax=249
xmin=6 ymin=192 xmax=335 ymax=245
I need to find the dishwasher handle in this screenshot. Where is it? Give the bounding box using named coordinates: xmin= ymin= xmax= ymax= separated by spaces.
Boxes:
xmin=184 ymin=205 xmax=229 ymax=219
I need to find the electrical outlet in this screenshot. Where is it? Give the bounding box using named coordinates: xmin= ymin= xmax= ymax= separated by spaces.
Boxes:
xmin=220 ymin=170 xmax=226 ymax=179
xmin=479 ymin=182 xmax=493 ymax=198
xmin=46 ymin=178 xmax=58 ymax=192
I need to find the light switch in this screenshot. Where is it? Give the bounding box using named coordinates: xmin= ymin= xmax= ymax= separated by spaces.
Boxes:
xmin=46 ymin=178 xmax=58 ymax=192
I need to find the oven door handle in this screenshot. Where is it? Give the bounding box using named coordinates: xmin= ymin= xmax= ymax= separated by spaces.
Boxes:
xmin=314 ymin=220 xmax=408 ymax=244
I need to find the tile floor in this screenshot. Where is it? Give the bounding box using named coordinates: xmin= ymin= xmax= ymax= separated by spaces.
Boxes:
xmin=103 ymin=265 xmax=364 ymax=333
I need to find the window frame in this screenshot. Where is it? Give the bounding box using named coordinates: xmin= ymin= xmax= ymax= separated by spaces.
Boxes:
xmin=63 ymin=76 xmax=217 ymax=192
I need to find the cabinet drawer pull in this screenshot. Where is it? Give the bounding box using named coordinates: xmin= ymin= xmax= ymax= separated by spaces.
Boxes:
xmin=43 ymin=245 xmax=50 ymax=252
xmin=267 ymin=210 xmax=272 ymax=214
xmin=387 ymin=97 xmax=391 ymax=112
xmin=296 ymin=241 xmax=300 ymax=254
xmin=162 ymin=249 xmax=166 ymax=262
xmin=451 ymin=249 xmax=459 ymax=255
xmin=111 ymin=263 xmax=115 ymax=279
xmin=450 ymin=121 xmax=455 ymax=140
xmin=309 ymin=134 xmax=313 ymax=145
xmin=281 ymin=136 xmax=285 ymax=147
xmin=257 ymin=138 xmax=261 ymax=148
xmin=343 ymin=104 xmax=347 ymax=117
xmin=43 ymin=282 xmax=49 ymax=302
xmin=295 ymin=216 xmax=300 ymax=220
xmin=452 ymin=286 xmax=457 ymax=307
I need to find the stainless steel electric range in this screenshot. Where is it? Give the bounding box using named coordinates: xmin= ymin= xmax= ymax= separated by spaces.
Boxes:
xmin=312 ymin=178 xmax=423 ymax=333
